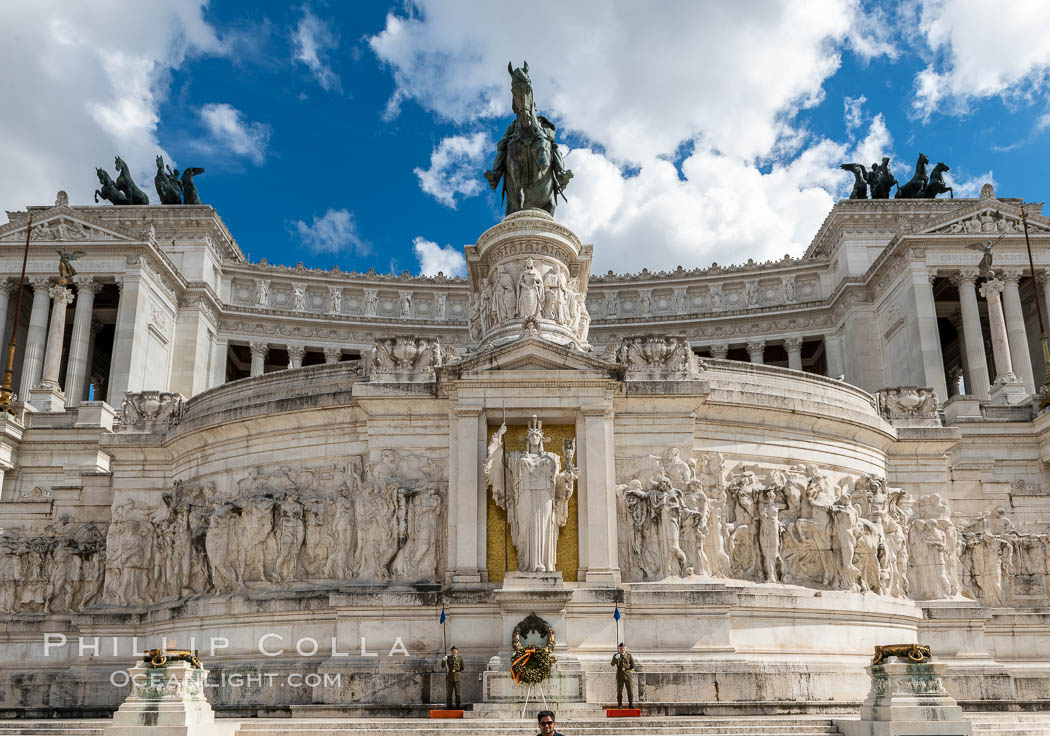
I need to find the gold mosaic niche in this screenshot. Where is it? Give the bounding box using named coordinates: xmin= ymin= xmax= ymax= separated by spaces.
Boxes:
xmin=486 ymin=423 xmax=579 ymax=583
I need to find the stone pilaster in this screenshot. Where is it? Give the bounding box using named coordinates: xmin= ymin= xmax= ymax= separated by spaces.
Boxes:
xmin=209 ymin=335 xmax=227 ymax=389
xmin=951 ymin=269 xmax=990 ymax=400
xmin=64 ymin=276 xmax=100 ymax=408
xmin=1001 ymin=268 xmax=1035 ymax=394
xmin=914 ymin=268 xmax=948 ymax=401
xmin=0 ymin=279 xmax=15 ymax=343
xmin=448 ymin=406 xmax=484 ymax=585
xmin=784 ymin=336 xmax=804 ymax=371
xmin=576 ymin=406 xmax=619 ymax=584
xmin=286 ymin=343 xmax=306 ymax=369
xmin=18 ymin=277 xmax=51 ymax=402
xmin=249 ymin=341 xmax=268 ymax=377
xmin=824 ymin=331 xmax=845 ymax=378
xmin=746 ymin=339 xmax=765 ymax=364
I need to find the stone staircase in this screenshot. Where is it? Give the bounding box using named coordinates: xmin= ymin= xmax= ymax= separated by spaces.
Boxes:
xmin=968 ymin=713 xmax=1050 ymax=736
xmin=3 ymin=713 xmax=1050 ymax=736
xmin=235 ymin=716 xmax=844 ymax=736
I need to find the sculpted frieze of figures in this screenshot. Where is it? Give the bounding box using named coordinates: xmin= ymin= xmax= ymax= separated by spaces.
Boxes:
xmin=470 ymin=258 xmax=590 ymax=343
xmin=615 ymin=453 xmax=959 ymax=600
xmin=94 ymin=453 xmax=447 ymax=610
xmin=0 ymin=516 xmax=107 ymax=614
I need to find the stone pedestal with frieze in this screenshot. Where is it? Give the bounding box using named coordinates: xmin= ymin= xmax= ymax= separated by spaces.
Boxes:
xmin=837 ymin=660 xmax=971 ymax=736
xmin=105 ymin=660 xmax=235 ymax=736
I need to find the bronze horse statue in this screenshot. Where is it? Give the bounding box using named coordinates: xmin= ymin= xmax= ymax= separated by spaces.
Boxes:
xmin=924 ymin=162 xmax=953 ymax=199
xmin=485 ymin=61 xmax=573 ymax=216
xmin=94 ymin=168 xmax=129 ymax=205
xmin=114 ymin=155 xmax=150 ymax=204
xmin=840 ymin=163 xmax=869 ymax=199
xmin=895 ymin=152 xmax=929 ymax=199
xmin=155 ymin=155 xmax=183 ymax=204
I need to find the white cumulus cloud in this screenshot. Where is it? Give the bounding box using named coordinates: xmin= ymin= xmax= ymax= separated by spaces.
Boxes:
xmin=292 ymin=6 xmax=342 ymax=93
xmin=199 ymin=103 xmax=272 ymax=165
xmin=912 ymin=0 xmax=1050 ymax=121
xmin=413 ymin=236 xmax=466 ymax=277
xmin=0 ymin=0 xmax=222 ymax=212
xmin=844 ymin=94 xmax=867 ymax=134
xmin=414 ymin=132 xmax=490 ymax=208
xmin=293 ymin=208 xmax=368 ymax=255
xmin=369 ymin=0 xmax=898 ymax=273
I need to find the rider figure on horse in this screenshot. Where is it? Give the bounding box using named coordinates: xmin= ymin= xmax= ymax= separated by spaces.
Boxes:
xmin=485 ymin=62 xmax=573 ymax=216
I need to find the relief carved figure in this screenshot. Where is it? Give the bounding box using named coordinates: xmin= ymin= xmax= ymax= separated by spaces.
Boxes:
xmin=485 ymin=417 xmax=576 ymax=573
xmin=516 ymin=258 xmax=544 ymax=322
xmin=0 ymin=519 xmax=105 ymax=614
xmin=495 ymin=267 xmax=517 ymax=323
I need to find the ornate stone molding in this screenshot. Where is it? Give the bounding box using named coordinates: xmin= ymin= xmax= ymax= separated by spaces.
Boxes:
xmin=117 ymin=391 xmax=185 ymax=433
xmin=876 ymin=386 xmax=940 ymax=427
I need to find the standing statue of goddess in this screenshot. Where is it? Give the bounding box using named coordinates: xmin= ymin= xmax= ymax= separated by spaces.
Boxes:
xmin=485 ymin=416 xmax=576 ymax=573
xmin=517 ymin=258 xmax=544 ymax=321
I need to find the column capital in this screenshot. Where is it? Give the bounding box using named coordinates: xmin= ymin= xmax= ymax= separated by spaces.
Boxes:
xmin=72 ymin=275 xmax=102 ymax=294
xmin=453 ymin=406 xmax=483 ymax=418
xmin=746 ymin=339 xmax=766 ymax=353
xmin=28 ymin=276 xmax=51 ymax=291
xmin=579 ymin=406 xmax=612 ymax=418
xmin=48 ymin=285 xmax=74 ymax=305
xmin=1039 ymin=269 xmax=1050 ymax=286
xmin=0 ymin=279 xmax=15 ymax=295
xmin=950 ymin=268 xmax=980 ymax=287
xmin=322 ymin=346 xmax=342 ymax=363
xmin=928 ymin=271 xmax=939 ymax=286
xmin=980 ymin=278 xmax=1005 ymax=299
xmin=709 ymin=343 xmax=729 ymax=360
xmin=286 ymin=344 xmax=306 ymax=361
xmin=1002 ymin=267 xmax=1025 ymax=284
xmin=249 ymin=341 xmax=269 ymax=359
xmin=784 ymin=336 xmax=804 ymax=352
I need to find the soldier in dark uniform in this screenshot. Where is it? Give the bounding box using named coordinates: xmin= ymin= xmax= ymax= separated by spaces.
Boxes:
xmin=611 ymin=642 xmax=635 ymax=708
xmin=443 ymin=645 xmax=464 ymax=708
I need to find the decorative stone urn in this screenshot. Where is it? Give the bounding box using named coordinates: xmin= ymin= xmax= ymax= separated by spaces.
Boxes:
xmin=465 ymin=209 xmax=593 ymax=351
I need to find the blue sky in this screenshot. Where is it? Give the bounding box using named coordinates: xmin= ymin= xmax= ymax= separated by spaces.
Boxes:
xmin=4 ymin=1 xmax=1050 ymax=277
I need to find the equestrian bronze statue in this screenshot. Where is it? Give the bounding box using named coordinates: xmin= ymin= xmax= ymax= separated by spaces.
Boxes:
xmin=485 ymin=61 xmax=573 ymax=216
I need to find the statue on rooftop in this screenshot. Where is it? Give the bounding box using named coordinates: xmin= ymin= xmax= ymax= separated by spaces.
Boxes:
xmin=114 ymin=156 xmax=150 ymax=205
xmin=485 ymin=61 xmax=573 ymax=216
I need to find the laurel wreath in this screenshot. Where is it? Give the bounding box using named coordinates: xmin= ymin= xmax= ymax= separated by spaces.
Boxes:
xmin=511 ymin=613 xmax=557 ymax=684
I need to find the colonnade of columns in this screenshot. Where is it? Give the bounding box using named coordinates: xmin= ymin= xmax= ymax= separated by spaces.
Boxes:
xmin=707 ymin=336 xmax=811 ymax=373
xmin=0 ymin=276 xmax=107 ymax=411
xmin=937 ymin=267 xmax=1040 ymax=401
xmin=246 ymin=341 xmax=345 ymax=377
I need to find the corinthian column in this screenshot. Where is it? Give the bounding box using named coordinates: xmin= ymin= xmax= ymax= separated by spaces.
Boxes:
xmin=286 ymin=344 xmax=305 ymax=369
xmin=19 ymin=277 xmax=52 ymax=401
xmin=980 ymin=278 xmax=1015 ymax=383
xmin=249 ymin=342 xmax=268 ymax=377
xmin=951 ymin=269 xmax=991 ymax=400
xmin=38 ymin=285 xmax=74 ymax=390
xmin=709 ymin=344 xmax=729 ymax=360
xmin=0 ymin=280 xmax=15 ymax=339
xmin=64 ymin=276 xmax=100 ymax=407
xmin=746 ymin=339 xmax=765 ymax=364
xmin=1001 ymin=269 xmax=1035 ymax=394
xmin=784 ymin=337 xmax=804 ymax=371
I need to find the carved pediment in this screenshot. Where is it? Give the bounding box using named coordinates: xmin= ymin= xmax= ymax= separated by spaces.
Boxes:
xmin=917 ymin=203 xmax=1050 ymax=237
xmin=0 ymin=208 xmax=139 ymax=244
xmin=447 ymin=336 xmax=620 ymax=376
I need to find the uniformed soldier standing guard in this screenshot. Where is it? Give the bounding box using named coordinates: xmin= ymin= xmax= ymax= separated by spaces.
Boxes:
xmin=611 ymin=642 xmax=635 ymax=708
xmin=443 ymin=645 xmax=464 ymax=708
